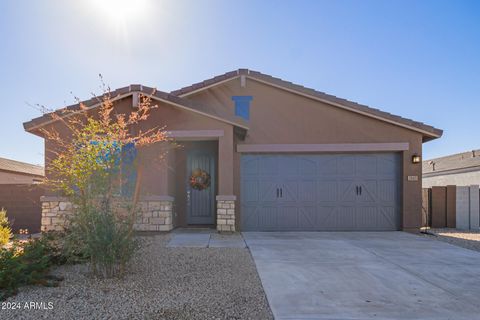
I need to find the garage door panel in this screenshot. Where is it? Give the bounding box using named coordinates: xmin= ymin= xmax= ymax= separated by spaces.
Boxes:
xmin=317 ymin=156 xmax=337 ymax=175
xmin=338 ymin=181 xmax=357 ymax=202
xmin=298 ymin=158 xmax=317 ymax=176
xmin=242 ymin=205 xmax=259 ymax=230
xmin=359 ymin=180 xmax=377 ymax=203
xmin=281 ymin=181 xmax=299 ymax=202
xmin=378 ymin=207 xmax=399 ymax=229
xmin=356 ymin=155 xmax=378 ymax=176
xmin=298 ymin=206 xmax=317 ymax=229
xmin=356 ymin=207 xmax=378 ymax=229
xmin=377 ymin=180 xmax=397 ymax=202
xmin=377 ymin=154 xmax=400 ymax=176
xmin=317 ymin=180 xmax=337 ymax=202
xmin=241 ymin=153 xmax=401 ymax=231
xmin=333 ymin=207 xmax=356 ymax=230
xmin=241 ymin=156 xmax=259 ymax=176
xmin=278 ymin=157 xmax=299 ymax=176
xmin=316 ymin=206 xmax=338 ymax=229
xmin=258 ymin=156 xmax=279 ymax=176
xmin=243 ymin=179 xmax=260 ymax=202
xmin=336 ymin=156 xmax=355 ymax=176
xmin=259 ymin=180 xmax=278 ymax=202
xmin=258 ymin=206 xmax=278 ymax=230
xmin=299 ymin=180 xmax=317 ymax=202
xmin=277 ymin=206 xmax=298 ymax=229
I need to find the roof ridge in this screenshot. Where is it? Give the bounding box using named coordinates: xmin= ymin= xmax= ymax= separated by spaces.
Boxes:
xmin=424 ymin=149 xmax=480 ymax=162
xmin=0 ymin=157 xmax=44 ymax=176
xmin=0 ymin=157 xmax=43 ymax=168
xmin=170 ymin=68 xmax=442 ymax=139
xmin=246 ymin=69 xmax=438 ymax=132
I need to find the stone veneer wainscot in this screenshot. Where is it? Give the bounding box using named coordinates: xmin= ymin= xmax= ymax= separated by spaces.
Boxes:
xmin=40 ymin=195 xmax=174 ymax=232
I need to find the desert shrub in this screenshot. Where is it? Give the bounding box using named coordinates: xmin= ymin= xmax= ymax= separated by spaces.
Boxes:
xmin=0 ymin=237 xmax=61 ymax=300
xmin=67 ymin=205 xmax=137 ymax=278
xmin=0 ymin=209 xmax=12 ymax=246
xmin=41 ymin=231 xmax=87 ymax=265
xmin=39 ymin=85 xmax=167 ymax=278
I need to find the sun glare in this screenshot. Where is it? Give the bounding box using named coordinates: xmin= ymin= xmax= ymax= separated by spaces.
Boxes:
xmin=90 ymin=0 xmax=150 ymax=25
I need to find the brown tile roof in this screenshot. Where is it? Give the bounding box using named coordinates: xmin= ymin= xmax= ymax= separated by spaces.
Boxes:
xmin=23 ymin=85 xmax=249 ymax=132
xmin=171 ymin=69 xmax=443 ymax=141
xmin=0 ymin=157 xmax=44 ymax=176
xmin=423 ymin=149 xmax=480 ymax=175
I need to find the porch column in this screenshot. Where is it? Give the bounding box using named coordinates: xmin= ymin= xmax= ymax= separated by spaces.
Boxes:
xmin=217 ymin=127 xmax=236 ymax=231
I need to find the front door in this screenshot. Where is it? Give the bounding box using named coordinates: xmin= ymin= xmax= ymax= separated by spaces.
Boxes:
xmin=186 ymin=142 xmax=216 ymax=225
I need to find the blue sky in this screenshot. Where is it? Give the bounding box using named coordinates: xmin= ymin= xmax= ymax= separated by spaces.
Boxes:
xmin=0 ymin=0 xmax=479 ymax=165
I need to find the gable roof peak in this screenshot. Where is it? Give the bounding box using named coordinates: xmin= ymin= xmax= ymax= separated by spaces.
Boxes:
xmin=171 ymin=68 xmax=442 ymax=141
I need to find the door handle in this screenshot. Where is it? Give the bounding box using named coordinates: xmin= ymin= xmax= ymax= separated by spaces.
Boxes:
xmin=280 ymin=188 xmax=283 ymax=198
xmin=359 ymin=186 xmax=362 ymax=195
xmin=355 ymin=186 xmax=359 ymax=195
xmin=276 ymin=188 xmax=279 ymax=198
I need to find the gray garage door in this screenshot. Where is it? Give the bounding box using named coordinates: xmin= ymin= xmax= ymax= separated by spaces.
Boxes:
xmin=241 ymin=153 xmax=401 ymax=231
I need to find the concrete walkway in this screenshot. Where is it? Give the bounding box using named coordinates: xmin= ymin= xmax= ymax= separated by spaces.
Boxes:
xmin=243 ymin=231 xmax=480 ymax=320
xmin=167 ymin=229 xmax=246 ymax=248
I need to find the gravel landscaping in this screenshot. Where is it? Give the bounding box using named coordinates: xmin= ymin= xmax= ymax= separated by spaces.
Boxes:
xmin=422 ymin=228 xmax=480 ymax=252
xmin=1 ymin=233 xmax=272 ymax=320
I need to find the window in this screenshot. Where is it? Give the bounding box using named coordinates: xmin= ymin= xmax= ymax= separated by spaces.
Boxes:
xmin=232 ymin=96 xmax=253 ymax=120
xmin=120 ymin=142 xmax=137 ymax=197
xmin=88 ymin=140 xmax=137 ymax=197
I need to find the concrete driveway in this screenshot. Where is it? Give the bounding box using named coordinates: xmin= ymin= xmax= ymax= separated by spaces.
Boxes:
xmin=243 ymin=232 xmax=480 ymax=320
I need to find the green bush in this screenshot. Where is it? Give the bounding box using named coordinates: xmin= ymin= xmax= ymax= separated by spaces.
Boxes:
xmin=0 ymin=208 xmax=12 ymax=246
xmin=0 ymin=227 xmax=11 ymax=247
xmin=43 ymin=231 xmax=88 ymax=265
xmin=66 ymin=205 xmax=137 ymax=278
xmin=0 ymin=237 xmax=62 ymax=300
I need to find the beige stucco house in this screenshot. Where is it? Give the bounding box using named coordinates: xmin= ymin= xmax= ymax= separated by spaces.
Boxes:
xmin=24 ymin=69 xmax=442 ymax=232
xmin=0 ymin=157 xmax=44 ymax=233
xmin=0 ymin=157 xmax=44 ymax=185
xmin=423 ymin=149 xmax=480 ymax=188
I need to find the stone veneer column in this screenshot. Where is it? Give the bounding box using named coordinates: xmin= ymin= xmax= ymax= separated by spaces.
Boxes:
xmin=135 ymin=195 xmax=174 ymax=231
xmin=216 ymin=195 xmax=236 ymax=232
xmin=40 ymin=196 xmax=73 ymax=232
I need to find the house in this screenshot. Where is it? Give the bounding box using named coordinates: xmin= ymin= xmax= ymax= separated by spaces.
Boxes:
xmin=423 ymin=149 xmax=480 ymax=188
xmin=0 ymin=157 xmax=44 ymax=184
xmin=23 ymin=69 xmax=442 ymax=232
xmin=0 ymin=157 xmax=44 ymax=233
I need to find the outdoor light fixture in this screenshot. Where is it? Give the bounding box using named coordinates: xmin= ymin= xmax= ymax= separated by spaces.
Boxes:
xmin=412 ymin=155 xmax=421 ymax=164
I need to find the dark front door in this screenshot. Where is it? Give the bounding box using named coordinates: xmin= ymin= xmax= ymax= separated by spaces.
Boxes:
xmin=186 ymin=143 xmax=216 ymax=225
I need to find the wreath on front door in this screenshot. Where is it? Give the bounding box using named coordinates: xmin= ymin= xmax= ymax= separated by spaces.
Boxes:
xmin=189 ymin=168 xmax=211 ymax=191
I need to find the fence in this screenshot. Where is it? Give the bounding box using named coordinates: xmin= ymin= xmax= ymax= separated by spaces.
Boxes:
xmin=422 ymin=185 xmax=480 ymax=230
xmin=0 ymin=184 xmax=44 ymax=233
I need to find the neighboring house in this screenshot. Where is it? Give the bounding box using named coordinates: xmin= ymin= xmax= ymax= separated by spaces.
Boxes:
xmin=0 ymin=157 xmax=44 ymax=184
xmin=423 ymin=149 xmax=480 ymax=188
xmin=0 ymin=157 xmax=44 ymax=233
xmin=23 ymin=69 xmax=442 ymax=232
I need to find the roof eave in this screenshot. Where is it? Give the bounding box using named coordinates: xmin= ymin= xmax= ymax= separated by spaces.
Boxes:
xmin=23 ymin=86 xmax=249 ymax=135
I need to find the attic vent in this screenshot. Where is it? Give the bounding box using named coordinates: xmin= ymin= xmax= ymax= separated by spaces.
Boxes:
xmin=232 ymin=96 xmax=253 ymax=120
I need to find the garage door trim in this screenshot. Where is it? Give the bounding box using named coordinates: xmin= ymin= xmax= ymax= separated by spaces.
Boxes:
xmin=237 ymin=143 xmax=409 ymax=153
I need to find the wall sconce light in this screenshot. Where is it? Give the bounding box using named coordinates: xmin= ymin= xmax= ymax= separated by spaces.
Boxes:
xmin=412 ymin=155 xmax=421 ymax=164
